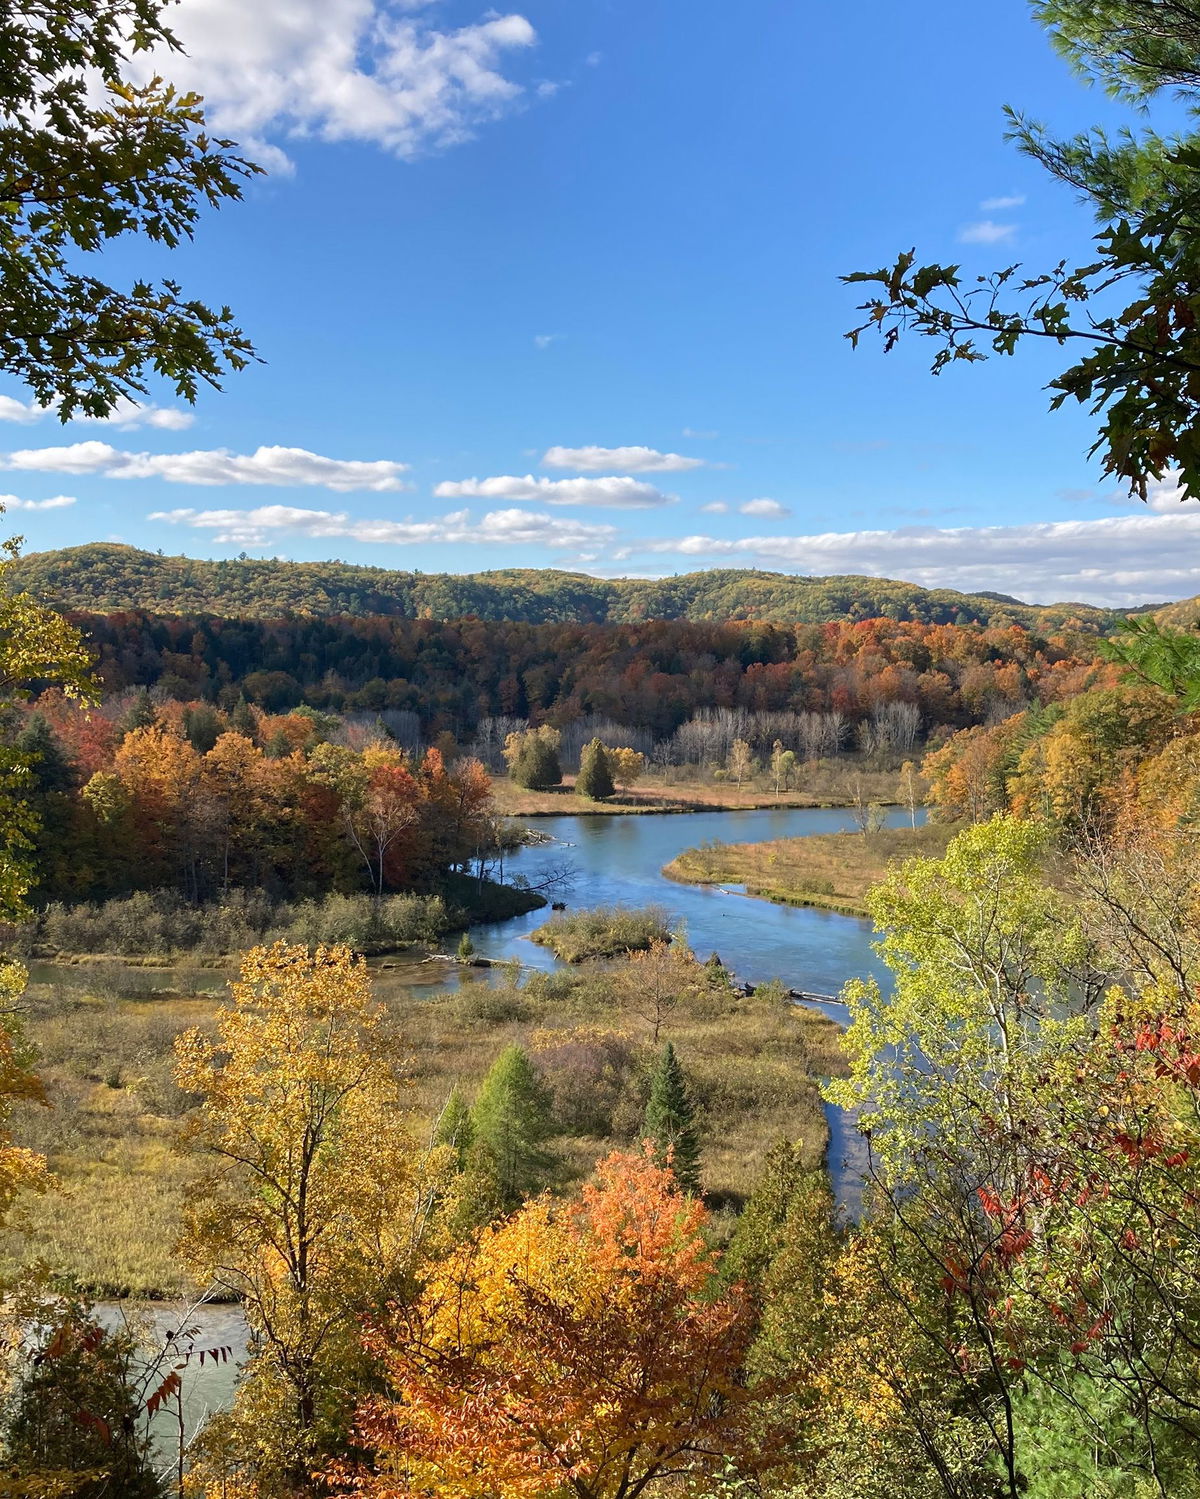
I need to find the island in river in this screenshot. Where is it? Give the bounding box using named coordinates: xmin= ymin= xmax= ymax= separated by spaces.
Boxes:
xmin=663 ymin=820 xmax=949 ymax=917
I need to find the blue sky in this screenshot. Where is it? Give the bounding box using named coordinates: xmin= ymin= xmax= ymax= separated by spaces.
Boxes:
xmin=4 ymin=0 xmax=1199 ymax=605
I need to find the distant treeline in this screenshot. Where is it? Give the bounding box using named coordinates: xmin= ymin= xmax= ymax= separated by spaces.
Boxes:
xmin=10 ymin=543 xmax=1142 ymax=630
xmin=66 ymin=611 xmax=1112 ymax=739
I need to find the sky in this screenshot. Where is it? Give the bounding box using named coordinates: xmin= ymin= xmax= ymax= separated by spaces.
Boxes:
xmin=4 ymin=0 xmax=1200 ymax=607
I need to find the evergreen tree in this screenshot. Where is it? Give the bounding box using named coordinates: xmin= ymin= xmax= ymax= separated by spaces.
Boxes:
xmin=182 ymin=702 xmax=222 ymax=753
xmin=576 ymin=738 xmax=615 ymax=801
xmin=511 ymin=731 xmax=562 ymax=791
xmin=121 ymin=689 xmax=157 ymax=735
xmin=642 ymin=1043 xmax=701 ymax=1193
xmin=470 ymin=1044 xmax=555 ymax=1212
xmin=15 ymin=714 xmax=74 ymax=795
xmin=230 ymin=697 xmax=257 ymax=737
xmin=434 ymin=1084 xmax=475 ymax=1171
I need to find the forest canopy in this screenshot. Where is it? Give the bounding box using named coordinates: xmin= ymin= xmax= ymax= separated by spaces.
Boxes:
xmin=6 ymin=543 xmax=1146 ymax=630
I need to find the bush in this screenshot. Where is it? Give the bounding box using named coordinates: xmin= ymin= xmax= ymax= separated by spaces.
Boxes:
xmin=22 ymin=889 xmax=449 ymax=958
xmin=530 ymin=905 xmax=672 ymax=963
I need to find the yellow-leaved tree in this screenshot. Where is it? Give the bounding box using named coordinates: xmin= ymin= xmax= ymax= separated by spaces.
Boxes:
xmin=0 ymin=518 xmax=96 ymax=1225
xmin=175 ymin=943 xmax=446 ymax=1498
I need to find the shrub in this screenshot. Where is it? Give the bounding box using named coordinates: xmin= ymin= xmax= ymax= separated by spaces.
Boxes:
xmin=530 ymin=905 xmax=672 ymax=963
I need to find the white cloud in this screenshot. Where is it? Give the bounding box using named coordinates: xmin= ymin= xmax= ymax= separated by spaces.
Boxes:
xmin=699 ymin=501 xmax=728 ymax=515
xmin=981 ymin=194 xmax=1026 ymax=211
xmin=682 ymin=427 xmax=718 ymax=440
xmin=542 ymin=444 xmax=704 ymax=473
xmin=433 ymin=474 xmax=673 ymax=508
xmin=4 ymin=442 xmax=410 ymax=492
xmin=0 ymin=394 xmax=193 ymax=430
xmin=149 ymin=503 xmax=616 ymax=551
xmin=0 ymin=494 xmax=76 ymax=511
xmin=958 ymin=220 xmax=1017 ymax=245
xmin=640 ymin=497 xmax=1200 ymax=606
xmin=739 ymin=497 xmax=790 ymax=519
xmin=134 ymin=1 xmax=539 ymax=167
xmin=533 ymin=333 xmax=563 ymax=350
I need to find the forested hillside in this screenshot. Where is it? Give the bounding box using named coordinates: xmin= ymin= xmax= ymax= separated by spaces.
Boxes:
xmin=8 ymin=543 xmax=1140 ymax=629
xmin=66 ymin=610 xmax=1110 ymax=737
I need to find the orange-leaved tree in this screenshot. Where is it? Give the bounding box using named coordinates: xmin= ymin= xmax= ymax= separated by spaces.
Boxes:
xmin=341 ymin=1149 xmax=767 ymax=1499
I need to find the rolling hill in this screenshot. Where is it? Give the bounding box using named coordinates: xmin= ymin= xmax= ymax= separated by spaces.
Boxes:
xmin=7 ymin=543 xmax=1154 ymax=631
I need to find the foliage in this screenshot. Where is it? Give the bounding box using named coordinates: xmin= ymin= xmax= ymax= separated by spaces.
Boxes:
xmin=575 ymin=737 xmax=615 ymax=800
xmin=175 ymin=943 xmax=442 ymax=1494
xmin=641 ymin=1042 xmax=701 ymax=1192
xmin=504 ymin=726 xmax=563 ymax=790
xmin=0 ymin=1294 xmax=163 ymax=1499
xmin=343 ymin=1150 xmax=765 ymax=1499
xmin=608 ymin=746 xmax=646 ymax=789
xmin=844 ymin=0 xmax=1200 ymax=499
xmin=530 ymin=905 xmax=673 ymax=963
xmin=9 ymin=544 xmax=1136 ymax=629
xmin=0 ymin=0 xmax=257 ymax=418
xmin=1098 ymin=614 xmax=1200 ymax=707
xmin=9 ymin=696 xmax=495 ymax=907
xmin=468 ymin=1043 xmax=555 ymax=1215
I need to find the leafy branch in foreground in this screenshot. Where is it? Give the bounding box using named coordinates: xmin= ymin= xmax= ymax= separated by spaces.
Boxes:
xmin=0 ymin=0 xmax=261 ymax=416
xmin=844 ymin=186 xmax=1200 ymax=499
xmin=844 ymin=0 xmax=1200 ymax=500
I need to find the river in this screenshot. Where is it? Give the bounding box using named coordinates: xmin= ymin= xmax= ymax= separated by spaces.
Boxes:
xmin=102 ymin=804 xmax=907 ymax=1440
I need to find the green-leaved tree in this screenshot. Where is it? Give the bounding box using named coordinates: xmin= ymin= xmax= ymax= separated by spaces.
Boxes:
xmin=1 ymin=0 xmax=258 ymax=418
xmin=469 ymin=1044 xmax=555 ymax=1213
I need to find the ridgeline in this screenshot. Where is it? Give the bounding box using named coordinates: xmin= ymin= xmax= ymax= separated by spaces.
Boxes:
xmin=9 ymin=543 xmax=1148 ymax=630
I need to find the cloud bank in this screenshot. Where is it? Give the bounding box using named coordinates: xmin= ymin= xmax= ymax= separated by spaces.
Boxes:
xmin=4 ymin=443 xmax=410 ymax=492
xmin=0 ymin=395 xmax=193 ymax=430
xmin=642 ymin=500 xmax=1200 ymax=606
xmin=542 ymin=445 xmax=704 ymax=473
xmin=434 ymin=474 xmax=673 ymax=508
xmin=150 ymin=503 xmax=616 ymax=551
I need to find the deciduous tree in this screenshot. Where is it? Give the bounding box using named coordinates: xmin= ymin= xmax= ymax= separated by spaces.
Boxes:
xmin=345 ymin=1150 xmax=763 ymax=1499
xmin=0 ymin=0 xmax=258 ymax=418
xmin=175 ymin=944 xmax=438 ymax=1495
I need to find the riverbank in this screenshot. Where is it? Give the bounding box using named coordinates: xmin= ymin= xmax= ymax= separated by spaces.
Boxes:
xmin=490 ymin=763 xmax=907 ymax=817
xmin=663 ymin=822 xmax=952 ymax=917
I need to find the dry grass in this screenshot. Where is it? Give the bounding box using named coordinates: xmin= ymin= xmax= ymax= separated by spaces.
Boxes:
xmin=665 ymin=823 xmax=953 ymax=916
xmin=0 ymin=955 xmax=846 ymax=1293
xmin=491 ymin=761 xmax=907 ymax=817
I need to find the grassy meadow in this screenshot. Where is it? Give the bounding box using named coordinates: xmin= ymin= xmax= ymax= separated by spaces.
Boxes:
xmin=665 ymin=822 xmax=953 ymax=916
xmin=0 ymin=954 xmax=845 ymax=1297
xmin=490 ymin=760 xmax=909 ymax=816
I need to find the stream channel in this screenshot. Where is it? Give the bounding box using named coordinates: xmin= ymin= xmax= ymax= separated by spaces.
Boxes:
xmin=101 ymin=803 xmax=916 ymax=1442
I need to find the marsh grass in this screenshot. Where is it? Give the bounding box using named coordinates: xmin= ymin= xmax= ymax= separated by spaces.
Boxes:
xmin=0 ymin=949 xmax=845 ymax=1295
xmin=530 ymin=906 xmax=673 ymax=962
xmin=665 ymin=823 xmax=953 ymax=916
xmin=491 ymin=761 xmax=907 ymax=817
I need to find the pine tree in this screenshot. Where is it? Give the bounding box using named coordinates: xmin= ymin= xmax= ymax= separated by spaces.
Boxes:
xmin=470 ymin=1044 xmax=555 ymax=1212
xmin=435 ymin=1084 xmax=475 ymax=1171
xmin=121 ymin=689 xmax=157 ymax=735
xmin=511 ymin=732 xmax=562 ymax=790
xmin=15 ymin=714 xmax=74 ymax=794
xmin=230 ymin=697 xmax=257 ymax=737
xmin=642 ymin=1043 xmax=701 ymax=1193
xmin=576 ymin=738 xmax=615 ymax=801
